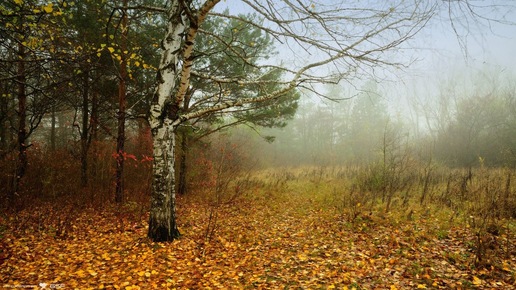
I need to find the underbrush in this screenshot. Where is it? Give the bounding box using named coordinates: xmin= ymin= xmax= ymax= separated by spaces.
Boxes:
xmin=255 ymin=165 xmax=516 ymax=274
xmin=1 ymin=161 xmax=515 ymax=288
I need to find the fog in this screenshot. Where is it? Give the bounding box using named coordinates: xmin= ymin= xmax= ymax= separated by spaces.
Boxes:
xmin=248 ymin=64 xmax=516 ymax=168
xmin=236 ymin=4 xmax=516 ymax=169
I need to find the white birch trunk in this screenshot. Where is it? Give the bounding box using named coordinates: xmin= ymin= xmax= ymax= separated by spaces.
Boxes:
xmin=147 ymin=0 xmax=221 ymax=242
xmin=144 ymin=0 xmax=431 ymax=242
xmin=148 ymin=122 xmax=180 ymax=241
xmin=147 ymin=1 xmax=186 ymax=242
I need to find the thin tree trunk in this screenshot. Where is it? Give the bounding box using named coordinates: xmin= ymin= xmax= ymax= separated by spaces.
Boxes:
xmin=12 ymin=41 xmax=27 ymax=203
xmin=80 ymin=71 xmax=89 ymax=187
xmin=88 ymin=89 xmax=98 ymax=196
xmin=0 ymin=85 xmax=8 ymax=153
xmin=50 ymin=106 xmax=56 ymax=151
xmin=420 ymin=161 xmax=433 ymax=205
xmin=90 ymin=91 xmax=98 ymax=142
xmin=178 ymin=90 xmax=192 ymax=196
xmin=115 ymin=0 xmax=128 ymax=203
xmin=178 ymin=129 xmax=188 ymax=195
xmin=115 ymin=84 xmax=126 ymax=203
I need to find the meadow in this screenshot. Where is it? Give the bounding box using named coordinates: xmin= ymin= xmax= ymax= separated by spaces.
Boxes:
xmin=1 ymin=165 xmax=515 ymax=289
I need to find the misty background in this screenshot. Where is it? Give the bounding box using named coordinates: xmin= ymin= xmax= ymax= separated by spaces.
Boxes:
xmin=225 ymin=2 xmax=516 ymax=169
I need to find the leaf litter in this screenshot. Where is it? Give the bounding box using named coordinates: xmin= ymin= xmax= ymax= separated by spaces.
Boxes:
xmin=1 ymin=189 xmax=515 ymax=289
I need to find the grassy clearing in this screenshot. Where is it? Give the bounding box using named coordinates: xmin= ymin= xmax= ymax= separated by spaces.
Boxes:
xmin=1 ymin=166 xmax=515 ymax=289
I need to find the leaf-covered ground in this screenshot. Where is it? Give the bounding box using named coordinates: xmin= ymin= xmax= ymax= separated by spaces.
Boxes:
xmin=1 ymin=182 xmax=515 ymax=289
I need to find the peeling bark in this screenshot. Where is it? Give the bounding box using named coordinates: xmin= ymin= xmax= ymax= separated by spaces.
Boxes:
xmin=147 ymin=1 xmax=186 ymax=242
xmin=148 ymin=123 xmax=181 ymax=241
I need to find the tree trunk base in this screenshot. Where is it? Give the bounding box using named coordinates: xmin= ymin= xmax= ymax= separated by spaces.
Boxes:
xmin=148 ymin=218 xmax=181 ymax=242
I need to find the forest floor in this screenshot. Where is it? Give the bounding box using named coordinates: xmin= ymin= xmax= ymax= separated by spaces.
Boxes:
xmin=1 ymin=169 xmax=516 ymax=289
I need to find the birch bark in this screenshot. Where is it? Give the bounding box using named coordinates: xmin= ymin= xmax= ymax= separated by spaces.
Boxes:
xmin=147 ymin=1 xmax=186 ymax=242
xmin=146 ymin=0 xmax=432 ymax=242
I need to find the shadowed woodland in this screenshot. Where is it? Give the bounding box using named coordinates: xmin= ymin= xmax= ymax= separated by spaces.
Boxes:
xmin=1 ymin=0 xmax=516 ymax=289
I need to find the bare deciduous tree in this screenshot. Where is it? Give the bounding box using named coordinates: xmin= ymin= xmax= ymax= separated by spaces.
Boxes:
xmin=146 ymin=0 xmax=503 ymax=242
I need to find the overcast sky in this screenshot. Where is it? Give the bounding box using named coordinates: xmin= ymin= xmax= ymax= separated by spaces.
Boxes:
xmin=403 ymin=3 xmax=516 ymax=81
xmin=385 ymin=2 xmax=516 ymax=121
xmin=214 ymin=0 xmax=516 ymax=111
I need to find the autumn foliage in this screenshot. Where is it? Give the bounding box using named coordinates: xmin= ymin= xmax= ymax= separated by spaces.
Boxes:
xmin=1 ymin=156 xmax=516 ymax=289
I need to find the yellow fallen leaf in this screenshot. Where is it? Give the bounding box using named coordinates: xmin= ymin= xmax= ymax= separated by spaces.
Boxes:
xmin=417 ymin=284 xmax=426 ymax=289
xmin=472 ymin=276 xmax=482 ymax=285
xmin=502 ymin=262 xmax=511 ymax=271
xmin=102 ymin=252 xmax=111 ymax=260
xmin=76 ymin=269 xmax=86 ymax=278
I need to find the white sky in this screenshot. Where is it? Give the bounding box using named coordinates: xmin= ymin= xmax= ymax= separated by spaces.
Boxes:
xmin=214 ymin=0 xmax=516 ymax=117
xmin=384 ymin=5 xmax=516 ymax=121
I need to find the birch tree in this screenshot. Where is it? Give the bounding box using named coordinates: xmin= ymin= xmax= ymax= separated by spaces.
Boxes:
xmin=146 ymin=0 xmax=439 ymax=242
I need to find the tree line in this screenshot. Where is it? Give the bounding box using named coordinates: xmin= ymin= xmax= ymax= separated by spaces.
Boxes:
xmin=262 ymin=74 xmax=516 ymax=169
xmin=1 ymin=0 xmax=513 ymax=242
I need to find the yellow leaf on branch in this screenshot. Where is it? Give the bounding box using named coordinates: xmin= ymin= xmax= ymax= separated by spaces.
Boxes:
xmin=43 ymin=3 xmax=53 ymax=13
